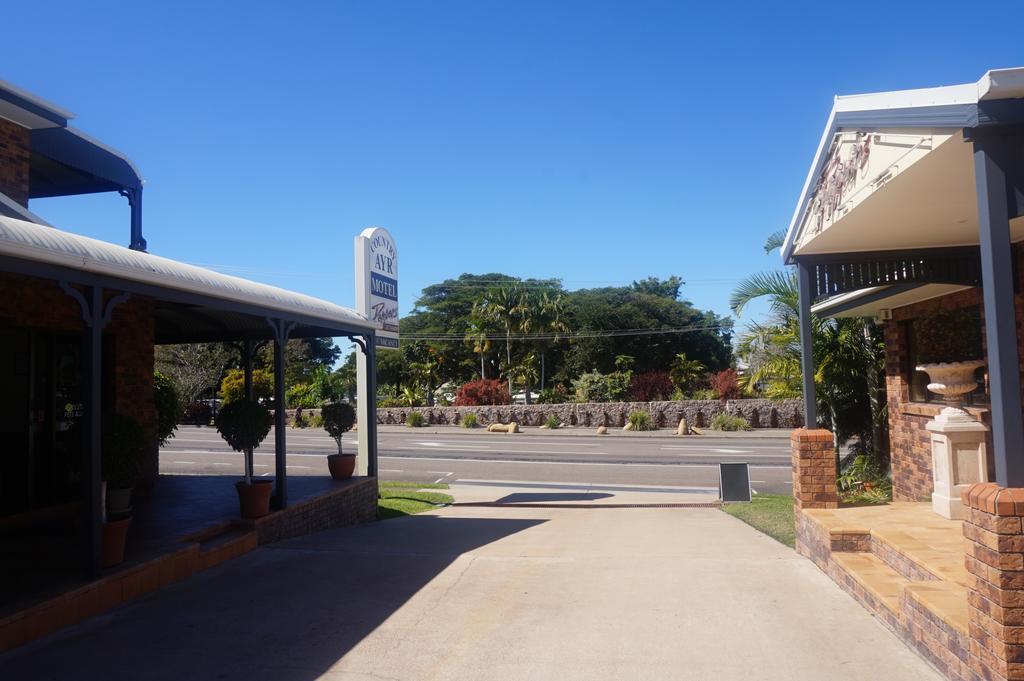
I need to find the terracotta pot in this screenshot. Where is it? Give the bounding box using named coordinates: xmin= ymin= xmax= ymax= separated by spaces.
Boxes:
xmin=327 ymin=453 xmax=356 ymax=480
xmin=102 ymin=516 xmax=132 ymax=568
xmin=235 ymin=479 xmax=274 ymax=518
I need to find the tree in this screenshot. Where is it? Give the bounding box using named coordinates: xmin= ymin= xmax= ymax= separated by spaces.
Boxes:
xmin=481 ymin=284 xmax=527 ymax=398
xmin=219 ymin=368 xmax=274 ymax=404
xmin=155 ymin=343 xmax=233 ymax=404
xmin=464 ymin=301 xmax=496 ymax=379
xmin=669 ymin=353 xmax=705 ymax=393
xmin=256 ymin=337 xmax=340 ymax=388
xmin=731 ymin=233 xmax=886 ymax=467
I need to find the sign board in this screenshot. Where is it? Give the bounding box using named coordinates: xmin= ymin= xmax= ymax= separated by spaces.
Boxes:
xmin=355 ymin=227 xmax=399 ymax=349
xmin=719 ymin=462 xmax=752 ymax=503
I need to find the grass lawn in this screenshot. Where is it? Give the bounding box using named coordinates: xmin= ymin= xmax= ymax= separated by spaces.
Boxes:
xmin=721 ymin=494 xmax=795 ymax=548
xmin=378 ymin=481 xmax=454 ymax=520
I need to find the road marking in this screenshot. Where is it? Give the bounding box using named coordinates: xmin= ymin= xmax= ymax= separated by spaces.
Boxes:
xmin=433 ymin=472 xmax=454 ymax=484
xmin=379 ymin=469 xmax=405 ymax=473
xmin=414 ymin=442 xmax=490 ymax=450
xmin=660 ymin=446 xmax=750 ymax=453
xmin=287 ymin=465 xmax=312 ymax=470
xmin=379 ymin=455 xmax=790 ymax=469
xmin=454 ymin=479 xmax=719 ymax=493
xmin=209 ymin=462 xmax=233 ymax=467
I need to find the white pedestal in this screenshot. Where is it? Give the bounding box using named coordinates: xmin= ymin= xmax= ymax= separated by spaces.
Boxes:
xmin=926 ymin=407 xmax=989 ymax=519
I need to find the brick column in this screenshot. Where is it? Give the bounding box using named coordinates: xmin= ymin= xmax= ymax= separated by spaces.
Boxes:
xmin=791 ymin=428 xmax=838 ymax=512
xmin=963 ymin=483 xmax=1024 ymax=681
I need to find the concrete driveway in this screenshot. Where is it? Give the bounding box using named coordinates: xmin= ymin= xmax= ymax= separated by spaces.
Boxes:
xmin=1 ymin=484 xmax=939 ymax=681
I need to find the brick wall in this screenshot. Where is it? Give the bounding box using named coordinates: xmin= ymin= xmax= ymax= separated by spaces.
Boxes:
xmin=246 ymin=478 xmax=378 ymax=544
xmin=0 ymin=273 xmax=158 ymax=484
xmin=885 ymin=286 xmax=999 ymax=501
xmin=0 ymin=118 xmax=31 ymax=206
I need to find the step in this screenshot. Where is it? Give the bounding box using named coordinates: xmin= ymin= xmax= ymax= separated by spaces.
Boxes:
xmin=832 ymin=552 xmax=910 ymax=614
xmin=905 ymin=581 xmax=970 ymax=636
xmin=870 ymin=526 xmax=969 ymax=587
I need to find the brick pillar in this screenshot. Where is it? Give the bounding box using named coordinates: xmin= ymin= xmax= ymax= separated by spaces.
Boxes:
xmin=963 ymin=482 xmax=1024 ymax=681
xmin=791 ymin=428 xmax=838 ymax=512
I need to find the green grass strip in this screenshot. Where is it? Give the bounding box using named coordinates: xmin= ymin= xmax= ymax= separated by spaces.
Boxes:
xmin=721 ymin=494 xmax=795 ymax=548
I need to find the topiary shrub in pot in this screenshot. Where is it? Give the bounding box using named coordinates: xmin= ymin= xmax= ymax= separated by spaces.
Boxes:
xmin=215 ymin=399 xmax=274 ymax=518
xmin=101 ymin=412 xmax=145 ymax=566
xmin=102 ymin=412 xmax=146 ymax=514
xmin=321 ymin=402 xmax=357 ymax=479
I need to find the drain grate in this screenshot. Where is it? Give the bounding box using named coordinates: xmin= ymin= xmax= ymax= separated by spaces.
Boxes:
xmin=452 ymin=502 xmax=722 ymax=509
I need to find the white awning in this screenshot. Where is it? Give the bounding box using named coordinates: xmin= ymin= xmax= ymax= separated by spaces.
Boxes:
xmin=0 ymin=214 xmax=373 ymax=336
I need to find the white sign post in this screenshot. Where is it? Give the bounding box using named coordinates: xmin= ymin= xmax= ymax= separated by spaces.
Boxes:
xmin=355 ymin=227 xmax=398 ymax=475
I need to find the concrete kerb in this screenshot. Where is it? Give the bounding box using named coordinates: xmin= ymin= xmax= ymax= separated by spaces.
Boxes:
xmin=374 ymin=424 xmax=795 ymax=440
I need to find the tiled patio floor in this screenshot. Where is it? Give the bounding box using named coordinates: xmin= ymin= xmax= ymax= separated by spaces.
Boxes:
xmin=804 ymin=502 xmax=967 ymax=586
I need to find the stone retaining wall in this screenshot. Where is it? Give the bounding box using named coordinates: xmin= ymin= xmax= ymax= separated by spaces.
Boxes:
xmin=373 ymin=399 xmax=803 ymax=429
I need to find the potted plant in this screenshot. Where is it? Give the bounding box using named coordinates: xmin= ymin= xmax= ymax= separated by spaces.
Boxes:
xmin=102 ymin=413 xmax=145 ymax=514
xmin=321 ymin=402 xmax=357 ymax=479
xmin=215 ymin=399 xmax=274 ymax=518
xmin=101 ymin=413 xmax=145 ymax=567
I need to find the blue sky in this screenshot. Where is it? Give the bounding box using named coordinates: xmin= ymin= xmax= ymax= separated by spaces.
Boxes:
xmin=6 ymin=1 xmax=1024 ymax=338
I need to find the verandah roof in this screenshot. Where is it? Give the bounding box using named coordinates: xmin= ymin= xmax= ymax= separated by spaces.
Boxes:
xmin=0 ymin=214 xmax=373 ymax=343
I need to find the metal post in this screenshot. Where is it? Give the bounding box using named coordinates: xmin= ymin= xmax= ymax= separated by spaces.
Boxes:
xmin=81 ymin=286 xmax=103 ymax=577
xmin=366 ymin=333 xmax=378 ymax=477
xmin=273 ymin=334 xmax=287 ymax=509
xmin=243 ymin=338 xmax=254 ymax=480
xmin=974 ymin=140 xmax=1024 ymax=487
xmin=796 ymin=261 xmax=818 ymax=428
xmin=121 ymin=186 xmax=147 ymax=252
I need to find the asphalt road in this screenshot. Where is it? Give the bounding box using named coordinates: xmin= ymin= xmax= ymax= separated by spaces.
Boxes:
xmin=160 ymin=426 xmax=794 ymax=495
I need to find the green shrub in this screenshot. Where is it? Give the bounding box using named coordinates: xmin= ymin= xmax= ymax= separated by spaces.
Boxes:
xmin=154 ymin=371 xmax=180 ymax=447
xmin=219 ymin=368 xmax=274 ymax=404
xmin=406 ymin=411 xmax=426 ymax=427
xmin=572 ymin=371 xmax=631 ymax=403
xmin=286 ymin=383 xmax=321 ymax=408
xmin=215 ymin=399 xmax=273 ymax=454
xmin=627 ymin=410 xmax=654 ymax=431
xmin=461 ymin=412 xmax=479 ymax=428
xmin=322 ymin=402 xmax=357 ymax=453
xmin=689 ymin=388 xmax=718 ymax=400
xmin=709 ymin=413 xmax=751 ymax=431
xmin=544 ymin=414 xmax=561 ymax=429
xmin=102 ymin=413 xmax=146 ymax=488
xmin=308 ymin=412 xmax=324 ymax=428
xmin=838 ymin=453 xmax=892 ymax=504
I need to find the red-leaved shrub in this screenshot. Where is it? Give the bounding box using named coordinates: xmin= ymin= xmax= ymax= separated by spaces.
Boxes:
xmin=629 ymin=371 xmax=674 ymax=402
xmin=708 ymin=369 xmax=741 ymax=401
xmin=455 ymin=379 xmax=511 ymax=406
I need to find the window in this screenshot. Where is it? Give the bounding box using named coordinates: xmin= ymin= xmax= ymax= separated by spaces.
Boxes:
xmin=905 ymin=306 xmax=988 ymax=406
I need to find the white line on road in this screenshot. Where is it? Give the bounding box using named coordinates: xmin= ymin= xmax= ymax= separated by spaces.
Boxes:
xmin=378 ymin=455 xmax=791 ymax=469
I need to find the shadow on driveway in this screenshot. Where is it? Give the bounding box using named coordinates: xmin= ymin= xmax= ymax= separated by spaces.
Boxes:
xmin=0 ymin=514 xmax=544 ymax=681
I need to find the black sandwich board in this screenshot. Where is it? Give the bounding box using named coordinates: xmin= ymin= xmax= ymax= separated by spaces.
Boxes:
xmin=719 ymin=462 xmax=752 ymax=503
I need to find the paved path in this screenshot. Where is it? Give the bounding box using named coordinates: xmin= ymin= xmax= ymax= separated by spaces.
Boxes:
xmin=1 ymin=484 xmax=939 ymax=681
xmin=162 ymin=426 xmax=794 ymax=493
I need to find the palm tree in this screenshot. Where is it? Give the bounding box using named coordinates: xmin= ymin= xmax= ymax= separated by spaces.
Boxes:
xmin=465 ymin=301 xmax=495 ymax=379
xmin=521 ymin=291 xmax=569 ymax=392
xmin=482 ymin=284 xmax=526 ymax=397
xmin=731 ymin=233 xmax=885 ymax=468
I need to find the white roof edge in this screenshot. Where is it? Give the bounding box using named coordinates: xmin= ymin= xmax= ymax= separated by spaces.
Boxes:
xmin=810 ymin=286 xmax=886 ymax=315
xmin=781 ymin=66 xmax=1024 ymax=263
xmin=0 ymin=79 xmax=75 ymax=121
xmin=0 ymin=215 xmax=372 ymax=332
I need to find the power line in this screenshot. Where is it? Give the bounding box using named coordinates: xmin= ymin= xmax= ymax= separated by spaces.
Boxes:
xmin=402 ymin=324 xmax=729 ymax=342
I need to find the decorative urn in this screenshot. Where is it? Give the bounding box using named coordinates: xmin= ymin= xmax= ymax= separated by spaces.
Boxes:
xmin=915 ymin=360 xmax=988 ymax=520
